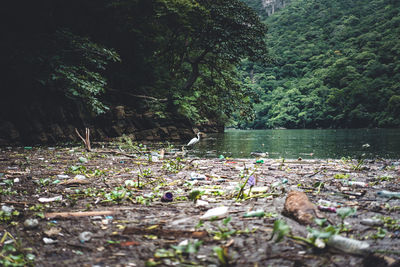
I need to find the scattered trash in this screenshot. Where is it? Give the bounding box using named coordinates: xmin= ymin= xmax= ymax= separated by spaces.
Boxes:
xmin=74 ymin=174 xmax=86 ymax=180
xmin=1 ymin=205 xmax=14 ymax=213
xmin=38 ymin=196 xmax=62 ymax=203
xmin=327 ymin=235 xmax=370 ymax=255
xmin=250 ymin=186 xmax=269 ymax=193
xmin=24 ymin=146 xmax=33 ymax=150
xmin=344 ymin=181 xmax=368 ymax=187
xmin=24 ymin=218 xmax=39 ymax=229
xmin=256 ymin=159 xmax=264 ymax=164
xmin=272 ymin=179 xmax=288 ymax=188
xmin=200 ymin=206 xmax=229 ymax=220
xmin=243 ymin=210 xmax=265 ymax=218
xmin=57 ymin=174 xmax=69 ymax=179
xmin=190 ymin=172 xmax=207 ymax=181
xmin=360 ymin=218 xmax=383 ymax=226
xmin=195 ymin=200 xmax=209 ymax=207
xmin=218 ymin=155 xmax=225 ymax=160
xmin=161 ymin=192 xmax=173 ymax=202
xmin=13 ymin=178 xmax=20 ymax=183
xmin=43 ymin=237 xmax=57 ymax=244
xmin=79 ymin=231 xmax=94 ymax=243
xmin=376 ymin=190 xmax=400 ymax=198
xmin=317 ymin=199 xmax=339 ymax=208
xmin=79 ymin=157 xmax=88 ymax=163
xmin=44 ymin=227 xmax=62 ymax=237
xmin=318 ymin=206 xmax=336 ymax=213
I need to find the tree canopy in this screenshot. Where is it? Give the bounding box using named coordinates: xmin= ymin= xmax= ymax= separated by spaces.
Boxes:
xmin=239 ymin=0 xmax=400 ymax=129
xmin=1 ymin=0 xmax=269 ymax=127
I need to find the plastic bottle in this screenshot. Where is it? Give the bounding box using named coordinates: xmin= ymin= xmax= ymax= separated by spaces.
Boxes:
xmin=345 ymin=181 xmax=368 ymax=187
xmin=327 ymin=235 xmax=370 ymax=255
xmin=376 ymin=190 xmax=400 ymax=198
xmin=243 ymin=210 xmax=265 ymax=218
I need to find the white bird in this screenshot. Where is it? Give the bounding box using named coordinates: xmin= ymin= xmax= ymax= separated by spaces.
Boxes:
xmin=187 ymin=132 xmax=202 ymax=146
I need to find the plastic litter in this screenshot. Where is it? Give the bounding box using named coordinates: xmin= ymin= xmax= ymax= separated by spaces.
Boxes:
xmin=376 ymin=190 xmax=400 ymax=198
xmin=43 ymin=237 xmax=57 ymax=244
xmin=327 ymin=235 xmax=370 ymax=255
xmin=190 ymin=172 xmax=207 ymax=181
xmin=57 ymin=174 xmax=69 ymax=179
xmin=74 ymin=174 xmax=86 ymax=180
xmin=318 ymin=206 xmax=336 ymax=213
xmin=360 ymin=218 xmax=383 ymax=226
xmin=243 ymin=210 xmax=265 ymax=218
xmin=195 ymin=200 xmax=209 ymax=207
xmin=79 ymin=231 xmax=93 ymax=242
xmin=317 ymin=199 xmax=339 ymax=208
xmin=200 ymin=206 xmax=229 ymax=220
xmin=24 ymin=218 xmax=39 ymax=229
xmin=38 ymin=196 xmax=62 ymax=203
xmin=1 ymin=205 xmax=14 ymax=213
xmin=79 ymin=157 xmax=88 ymax=163
xmin=344 ymin=181 xmax=368 ymax=187
xmin=161 ymin=192 xmax=173 ymax=202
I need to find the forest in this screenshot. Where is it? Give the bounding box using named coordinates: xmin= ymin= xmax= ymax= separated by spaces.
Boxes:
xmin=238 ymin=0 xmax=400 ymax=129
xmin=0 ymin=0 xmax=268 ymax=144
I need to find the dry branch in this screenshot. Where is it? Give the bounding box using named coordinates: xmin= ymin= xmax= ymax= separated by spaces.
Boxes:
xmin=45 ymin=210 xmax=115 ymax=218
xmin=75 ymin=128 xmax=91 ymax=151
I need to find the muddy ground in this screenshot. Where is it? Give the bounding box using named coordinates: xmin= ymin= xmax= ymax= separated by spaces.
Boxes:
xmin=0 ymin=141 xmax=400 ymax=267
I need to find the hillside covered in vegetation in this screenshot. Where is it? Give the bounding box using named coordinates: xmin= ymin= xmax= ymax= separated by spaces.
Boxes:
xmin=239 ymin=0 xmax=400 ymax=129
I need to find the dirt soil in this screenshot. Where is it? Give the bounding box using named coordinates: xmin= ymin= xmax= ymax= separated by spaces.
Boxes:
xmin=0 ymin=142 xmax=400 ymax=267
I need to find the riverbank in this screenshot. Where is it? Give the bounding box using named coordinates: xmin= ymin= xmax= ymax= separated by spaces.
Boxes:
xmin=0 ymin=144 xmax=399 ymax=266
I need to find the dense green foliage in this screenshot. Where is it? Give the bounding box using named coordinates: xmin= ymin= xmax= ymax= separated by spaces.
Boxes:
xmin=1 ymin=0 xmax=268 ymax=126
xmin=239 ymin=0 xmax=400 ymax=128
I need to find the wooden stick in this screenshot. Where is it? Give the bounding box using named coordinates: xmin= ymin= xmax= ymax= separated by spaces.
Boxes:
xmin=75 ymin=128 xmax=91 ymax=151
xmin=45 ymin=210 xmax=115 ymax=218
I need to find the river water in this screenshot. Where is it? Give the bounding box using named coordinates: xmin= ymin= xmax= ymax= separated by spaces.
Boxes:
xmin=187 ymin=129 xmax=400 ymax=159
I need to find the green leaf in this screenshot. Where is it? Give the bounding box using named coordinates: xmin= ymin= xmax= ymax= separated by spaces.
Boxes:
xmin=272 ymin=219 xmax=290 ymax=243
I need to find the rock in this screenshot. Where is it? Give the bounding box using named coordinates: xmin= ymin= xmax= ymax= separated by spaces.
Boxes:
xmin=24 ymin=218 xmax=39 ymax=229
xmin=282 ymin=190 xmax=316 ymax=225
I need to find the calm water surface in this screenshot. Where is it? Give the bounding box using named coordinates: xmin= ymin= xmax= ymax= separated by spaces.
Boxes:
xmin=188 ymin=129 xmax=400 ymax=159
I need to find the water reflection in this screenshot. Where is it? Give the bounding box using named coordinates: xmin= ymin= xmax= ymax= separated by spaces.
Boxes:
xmin=186 ymin=129 xmax=400 ymax=159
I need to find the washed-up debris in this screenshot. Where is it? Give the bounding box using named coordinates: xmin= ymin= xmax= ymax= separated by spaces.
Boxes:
xmin=79 ymin=231 xmax=93 ymax=242
xmin=24 ymin=218 xmax=39 ymax=229
xmin=45 ymin=210 xmax=115 ymax=219
xmin=318 ymin=206 xmax=336 ymax=213
xmin=79 ymin=157 xmax=88 ymax=163
xmin=282 ymin=191 xmax=318 ymax=225
xmin=43 ymin=237 xmax=57 ymax=244
xmin=1 ymin=205 xmax=14 ymax=213
xmin=377 ymin=190 xmax=400 ymax=198
xmin=44 ymin=227 xmax=62 ymax=237
xmin=360 ymin=218 xmax=383 ymax=226
xmin=161 ymin=192 xmax=173 ymax=202
xmin=344 ymin=181 xmax=368 ymax=187
xmin=200 ymin=206 xmax=229 ymax=220
xmin=59 ymin=179 xmax=90 ymax=185
xmin=195 ymin=200 xmax=210 ymax=207
xmin=38 ymin=196 xmax=62 ymax=203
xmin=243 ymin=210 xmax=265 ymax=218
xmin=327 ymin=235 xmax=370 ymax=255
xmin=190 ymin=172 xmax=207 ymax=180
